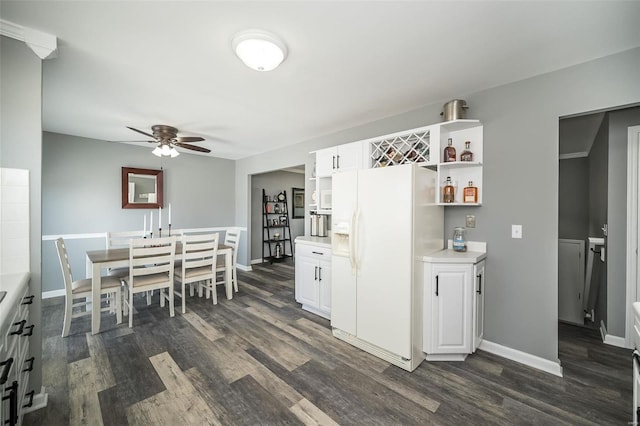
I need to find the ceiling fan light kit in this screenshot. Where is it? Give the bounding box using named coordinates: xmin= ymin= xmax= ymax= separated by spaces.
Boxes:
xmin=232 ymin=29 xmax=287 ymax=72
xmin=127 ymin=124 xmax=209 ymax=157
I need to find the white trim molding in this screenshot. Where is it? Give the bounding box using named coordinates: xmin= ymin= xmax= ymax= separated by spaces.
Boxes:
xmin=0 ymin=19 xmax=57 ymax=59
xmin=478 ymin=340 xmax=563 ymax=377
xmin=601 ymin=320 xmax=629 ymax=349
xmin=559 ymin=151 xmax=589 ymax=160
xmin=627 ymin=125 xmax=640 ymax=349
xmin=42 ymin=289 xmax=65 ymax=300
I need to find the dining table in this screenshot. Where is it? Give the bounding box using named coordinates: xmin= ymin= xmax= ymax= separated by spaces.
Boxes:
xmin=85 ymin=242 xmax=234 ymax=334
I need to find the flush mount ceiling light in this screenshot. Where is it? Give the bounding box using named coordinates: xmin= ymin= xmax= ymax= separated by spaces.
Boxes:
xmin=232 ymin=29 xmax=287 ymax=72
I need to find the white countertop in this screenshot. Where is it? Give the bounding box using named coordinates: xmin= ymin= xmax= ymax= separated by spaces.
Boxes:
xmin=295 ymin=236 xmax=332 ymax=248
xmin=0 ymin=272 xmax=30 ymax=327
xmin=422 ymin=249 xmax=486 ymax=264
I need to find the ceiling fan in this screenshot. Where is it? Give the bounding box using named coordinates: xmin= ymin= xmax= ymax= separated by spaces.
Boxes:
xmin=127 ymin=125 xmax=211 ymax=157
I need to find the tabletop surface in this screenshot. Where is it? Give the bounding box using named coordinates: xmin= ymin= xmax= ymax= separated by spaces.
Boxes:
xmin=87 ymin=243 xmax=232 ymax=263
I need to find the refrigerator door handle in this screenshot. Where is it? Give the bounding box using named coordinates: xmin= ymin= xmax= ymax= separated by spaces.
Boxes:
xmin=349 ymin=210 xmax=357 ymax=272
xmin=353 ymin=207 xmax=360 ymax=272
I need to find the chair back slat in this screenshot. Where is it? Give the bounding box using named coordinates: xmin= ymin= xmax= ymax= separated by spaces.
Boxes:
xmin=55 ymin=238 xmax=74 ymax=297
xmin=129 ymin=236 xmax=176 ymax=283
xmin=224 ymin=228 xmax=240 ymax=264
xmin=107 ymin=230 xmax=146 ymax=249
xmin=181 ymin=233 xmax=219 ymax=276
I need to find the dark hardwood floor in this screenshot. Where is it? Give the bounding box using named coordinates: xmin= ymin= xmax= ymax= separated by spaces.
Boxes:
xmin=25 ymin=261 xmax=632 ymax=425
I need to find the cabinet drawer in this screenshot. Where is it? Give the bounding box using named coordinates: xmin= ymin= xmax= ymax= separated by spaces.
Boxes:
xmin=295 ymin=243 xmax=331 ymax=259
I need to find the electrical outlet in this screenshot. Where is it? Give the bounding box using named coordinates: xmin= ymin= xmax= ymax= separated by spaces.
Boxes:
xmin=466 ymin=215 xmax=476 ymax=228
xmin=512 ymin=224 xmax=522 ymax=239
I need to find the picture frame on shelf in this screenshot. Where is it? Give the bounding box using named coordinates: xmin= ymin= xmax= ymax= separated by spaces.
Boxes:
xmin=292 ymin=187 xmax=304 ymax=218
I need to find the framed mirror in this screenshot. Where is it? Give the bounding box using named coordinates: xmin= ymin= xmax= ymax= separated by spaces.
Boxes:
xmin=122 ymin=167 xmax=164 ymax=209
xmin=292 ymin=187 xmax=305 ymax=219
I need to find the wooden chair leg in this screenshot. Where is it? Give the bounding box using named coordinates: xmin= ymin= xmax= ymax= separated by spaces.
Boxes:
xmin=146 ymin=290 xmax=152 ymax=305
xmin=62 ymin=296 xmax=73 ymax=337
xmin=211 ymin=280 xmax=218 ymax=305
xmin=233 ymin=268 xmax=238 ymax=292
xmin=115 ymin=290 xmax=123 ymax=324
xmin=169 ymin=286 xmax=175 ymax=317
xmin=181 ymin=282 xmax=186 ymax=314
xmin=128 ymin=288 xmax=134 ymax=328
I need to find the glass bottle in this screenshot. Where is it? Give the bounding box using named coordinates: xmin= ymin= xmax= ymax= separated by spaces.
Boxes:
xmin=453 ymin=227 xmax=467 ymax=252
xmin=460 ymin=141 xmax=473 ymax=162
xmin=443 ymin=177 xmax=455 ymax=203
xmin=444 ymin=138 xmax=456 ymax=162
xmin=463 ymin=181 xmax=478 ymax=203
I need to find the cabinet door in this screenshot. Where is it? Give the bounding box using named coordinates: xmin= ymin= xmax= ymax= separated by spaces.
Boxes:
xmin=335 ymin=141 xmax=364 ymax=173
xmin=316 ymin=148 xmax=336 ymax=177
xmin=473 ymin=261 xmax=485 ymax=351
xmin=427 ymin=264 xmax=472 ymax=354
xmin=318 ymin=259 xmax=332 ymax=314
xmin=295 ymin=255 xmax=319 ymax=307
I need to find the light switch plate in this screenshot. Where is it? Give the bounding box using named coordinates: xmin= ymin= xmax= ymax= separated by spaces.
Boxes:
xmin=512 ymin=224 xmax=522 ymax=239
xmin=466 ymin=215 xmax=476 ymax=228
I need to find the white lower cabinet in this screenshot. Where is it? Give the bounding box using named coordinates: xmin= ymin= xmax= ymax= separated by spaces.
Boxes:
xmin=295 ymin=239 xmax=332 ymax=319
xmin=423 ymin=250 xmax=486 ymax=361
xmin=1 ymin=274 xmax=35 ymax=426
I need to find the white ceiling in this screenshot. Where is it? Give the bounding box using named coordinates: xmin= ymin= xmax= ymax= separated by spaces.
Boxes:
xmin=2 ymin=1 xmax=639 ymax=160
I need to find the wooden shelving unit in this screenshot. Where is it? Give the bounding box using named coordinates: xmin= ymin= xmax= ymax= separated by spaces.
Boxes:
xmin=262 ymin=189 xmax=294 ymax=263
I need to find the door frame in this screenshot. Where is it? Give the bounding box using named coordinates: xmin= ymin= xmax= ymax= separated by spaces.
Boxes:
xmin=625 ymin=125 xmax=640 ymax=348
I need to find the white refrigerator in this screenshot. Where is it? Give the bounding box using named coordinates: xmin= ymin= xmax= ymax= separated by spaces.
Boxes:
xmin=331 ymin=163 xmax=443 ymax=371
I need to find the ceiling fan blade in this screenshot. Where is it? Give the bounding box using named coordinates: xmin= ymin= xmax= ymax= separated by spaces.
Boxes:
xmin=176 ymin=136 xmax=205 ymax=143
xmin=127 ymin=126 xmax=156 ymax=139
xmin=175 ymin=142 xmax=211 ymax=153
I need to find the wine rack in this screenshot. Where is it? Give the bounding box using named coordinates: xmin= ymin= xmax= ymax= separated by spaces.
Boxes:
xmin=370 ymin=129 xmax=431 ymax=168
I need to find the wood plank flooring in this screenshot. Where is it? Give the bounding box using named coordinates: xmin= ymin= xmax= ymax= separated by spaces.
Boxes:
xmin=25 ymin=261 xmax=633 ymax=425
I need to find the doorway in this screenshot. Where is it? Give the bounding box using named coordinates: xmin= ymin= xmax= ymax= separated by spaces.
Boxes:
xmin=249 ymin=166 xmax=306 ymax=264
xmin=558 ymin=105 xmax=640 ymax=352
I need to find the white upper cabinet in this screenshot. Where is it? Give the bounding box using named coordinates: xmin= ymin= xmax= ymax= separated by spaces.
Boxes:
xmin=315 ymin=141 xmax=365 ymax=177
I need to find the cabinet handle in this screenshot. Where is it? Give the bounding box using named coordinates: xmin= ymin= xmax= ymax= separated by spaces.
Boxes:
xmin=435 ymin=275 xmax=439 ymax=296
xmin=332 ymin=155 xmax=336 ymax=170
xmin=23 ymin=390 xmax=35 ymax=408
xmin=477 ymin=273 xmax=482 ymax=294
xmin=22 ymin=295 xmax=34 ymax=305
xmin=10 ymin=320 xmax=26 ymax=336
xmin=0 ymin=357 xmax=14 ymax=385
xmin=23 ymin=357 xmax=35 ymax=373
xmin=2 ymin=380 xmax=18 ymax=426
xmin=23 ymin=324 xmax=35 ymax=337
xmin=314 ymin=266 xmax=318 ymax=281
xmin=318 ymin=267 xmax=322 ymax=282
xmin=311 ymin=251 xmax=324 ymax=255
xmin=336 ymin=154 xmax=340 ymax=169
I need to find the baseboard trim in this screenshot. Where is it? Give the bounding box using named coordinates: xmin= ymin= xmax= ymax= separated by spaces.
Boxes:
xmin=42 ymin=289 xmax=65 ymax=299
xmin=250 ymin=258 xmax=264 ymax=265
xmin=600 ymin=320 xmax=628 ymax=348
xmin=236 ymin=263 xmax=252 ymax=272
xmin=22 ymin=387 xmax=48 ymax=413
xmin=478 ymin=340 xmax=563 ymax=377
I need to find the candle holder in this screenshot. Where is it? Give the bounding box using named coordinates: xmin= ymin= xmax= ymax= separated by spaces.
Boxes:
xmin=158 ymin=227 xmax=162 ymax=238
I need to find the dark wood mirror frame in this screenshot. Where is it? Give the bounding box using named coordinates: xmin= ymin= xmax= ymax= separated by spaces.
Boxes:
xmin=121 ymin=167 xmax=164 ymax=209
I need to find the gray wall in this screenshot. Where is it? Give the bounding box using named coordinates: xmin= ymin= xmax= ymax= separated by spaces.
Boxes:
xmin=42 ymin=132 xmax=237 ymax=292
xmin=558 ymin=157 xmax=589 ymax=240
xmin=250 ymin=170 xmax=305 ymax=262
xmin=607 ymin=107 xmax=640 ymax=336
xmin=0 ymin=36 xmax=44 ymax=395
xmin=236 ymin=47 xmax=640 ymax=363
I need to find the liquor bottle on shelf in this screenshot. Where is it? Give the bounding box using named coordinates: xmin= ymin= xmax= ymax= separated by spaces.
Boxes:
xmin=444 ymin=138 xmax=456 ymax=162
xmin=460 ymin=141 xmax=473 ymax=162
xmin=463 ymin=181 xmax=478 ymax=203
xmin=443 ymin=177 xmax=455 ymax=203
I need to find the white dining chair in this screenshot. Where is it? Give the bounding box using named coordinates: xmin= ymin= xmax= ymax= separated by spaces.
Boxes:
xmin=105 ymin=230 xmax=146 ymax=278
xmin=123 ymin=236 xmax=177 ymax=328
xmin=174 ymin=232 xmax=219 ymax=313
xmin=55 ymin=237 xmax=123 ymax=337
xmin=216 ymin=227 xmax=240 ymax=292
